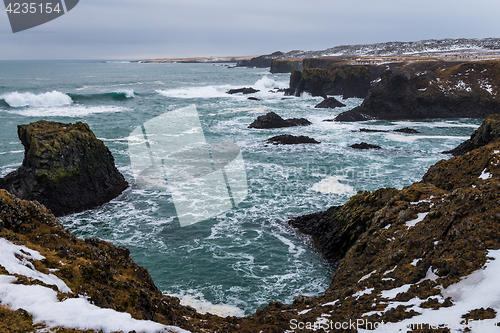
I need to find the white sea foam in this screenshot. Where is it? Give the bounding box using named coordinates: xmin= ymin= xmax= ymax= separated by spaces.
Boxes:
xmin=386 ymin=133 xmax=470 ymax=143
xmin=172 ymin=291 xmax=245 ymax=317
xmin=115 ymin=89 xmax=135 ymax=98
xmin=5 ymin=105 xmax=127 ymax=117
xmin=1 ymin=91 xmax=72 ymax=108
xmin=156 ymin=85 xmax=233 ymax=99
xmin=310 ymin=176 xmax=355 ymax=195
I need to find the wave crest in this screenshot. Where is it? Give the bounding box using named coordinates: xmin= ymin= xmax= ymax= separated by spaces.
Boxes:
xmin=1 ymin=91 xmax=72 ymax=108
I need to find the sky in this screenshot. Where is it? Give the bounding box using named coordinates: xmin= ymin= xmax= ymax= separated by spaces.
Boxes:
xmin=1 ymin=0 xmax=500 ymax=60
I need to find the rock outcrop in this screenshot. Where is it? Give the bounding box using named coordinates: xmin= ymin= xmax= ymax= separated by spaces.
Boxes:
xmin=236 ymin=51 xmax=285 ymax=68
xmin=226 ymin=87 xmax=260 ymax=95
xmin=0 ymin=121 xmax=128 ymax=216
xmin=443 ymin=113 xmax=500 ymax=156
xmin=270 ymin=59 xmax=303 ymax=73
xmin=335 ymin=60 xmax=500 ymax=121
xmin=315 ymin=97 xmax=346 ymax=109
xmin=286 ymin=59 xmax=387 ymax=99
xmin=266 ymin=134 xmax=320 ymax=145
xmin=350 ymin=142 xmax=382 ymax=150
xmin=248 ymin=112 xmax=311 ymax=129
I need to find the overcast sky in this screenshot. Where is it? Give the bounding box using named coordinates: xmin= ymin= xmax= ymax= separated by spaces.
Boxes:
xmin=1 ymin=0 xmax=499 ymax=60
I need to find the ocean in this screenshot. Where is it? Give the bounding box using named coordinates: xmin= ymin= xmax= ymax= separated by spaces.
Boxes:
xmin=0 ymin=60 xmax=481 ymax=316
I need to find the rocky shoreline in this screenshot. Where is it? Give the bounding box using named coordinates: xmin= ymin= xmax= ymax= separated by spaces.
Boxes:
xmin=1 ymin=112 xmax=500 ymax=331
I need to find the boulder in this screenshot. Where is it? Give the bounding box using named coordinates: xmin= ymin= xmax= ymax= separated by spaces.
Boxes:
xmin=226 ymin=87 xmax=260 ymax=95
xmin=314 ymin=97 xmax=346 ymax=109
xmin=0 ymin=120 xmax=128 ymax=216
xmin=349 ymin=142 xmax=382 ymax=150
xmin=248 ymin=112 xmax=312 ymax=129
xmin=266 ymin=134 xmax=320 ymax=145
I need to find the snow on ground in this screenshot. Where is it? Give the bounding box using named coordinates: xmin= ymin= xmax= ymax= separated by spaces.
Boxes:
xmin=357 ymin=249 xmax=500 ymax=333
xmin=0 ymin=238 xmax=190 ymax=333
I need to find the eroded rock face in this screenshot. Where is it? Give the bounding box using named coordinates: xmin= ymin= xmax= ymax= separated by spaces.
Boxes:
xmin=248 ymin=112 xmax=311 ymax=129
xmin=0 ymin=121 xmax=128 ymax=216
xmin=443 ymin=113 xmax=500 ymax=156
xmin=336 ymin=60 xmax=500 ymax=121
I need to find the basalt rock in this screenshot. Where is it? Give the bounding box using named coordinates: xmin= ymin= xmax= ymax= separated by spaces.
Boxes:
xmin=248 ymin=112 xmax=311 ymax=129
xmin=0 ymin=121 xmax=128 ymax=216
xmin=266 ymin=134 xmax=320 ymax=145
xmin=443 ymin=113 xmax=500 ymax=156
xmin=350 ymin=142 xmax=382 ymax=150
xmin=314 ymin=97 xmax=346 ymax=109
xmin=226 ymin=87 xmax=260 ymax=95
xmin=335 ymin=60 xmax=500 ymax=121
xmin=270 ymin=59 xmax=302 ymax=73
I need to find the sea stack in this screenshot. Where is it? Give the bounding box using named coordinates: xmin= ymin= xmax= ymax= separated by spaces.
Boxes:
xmin=0 ymin=120 xmax=128 ymax=216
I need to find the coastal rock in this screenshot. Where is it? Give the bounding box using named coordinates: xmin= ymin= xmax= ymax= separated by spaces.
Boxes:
xmin=236 ymin=51 xmax=285 ymax=68
xmin=266 ymin=134 xmax=320 ymax=145
xmin=226 ymin=87 xmax=260 ymax=95
xmin=0 ymin=120 xmax=128 ymax=216
xmin=284 ymin=115 xmax=500 ymax=329
xmin=335 ymin=60 xmax=500 ymax=121
xmin=314 ymin=97 xmax=346 ymax=109
xmin=350 ymin=142 xmax=382 ymax=149
xmin=355 ymin=127 xmax=421 ymax=134
xmin=247 ymin=97 xmax=261 ymax=101
xmin=270 ymin=59 xmax=302 ymax=74
xmin=443 ymin=113 xmax=500 ymax=156
xmin=248 ymin=112 xmax=311 ymax=129
xmin=289 ymin=59 xmax=382 ymax=99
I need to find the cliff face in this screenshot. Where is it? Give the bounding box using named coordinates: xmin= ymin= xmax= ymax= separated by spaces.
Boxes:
xmin=287 ymin=59 xmax=386 ymax=99
xmin=0 ymin=121 xmax=128 ymax=216
xmin=270 ymin=59 xmax=303 ymax=73
xmin=336 ymin=60 xmax=500 ymax=121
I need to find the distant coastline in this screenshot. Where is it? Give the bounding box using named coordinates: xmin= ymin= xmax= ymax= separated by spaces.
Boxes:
xmin=132 ymin=55 xmax=256 ymax=63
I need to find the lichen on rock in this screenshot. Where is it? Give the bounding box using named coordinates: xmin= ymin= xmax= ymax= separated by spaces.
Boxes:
xmin=0 ymin=120 xmax=128 ymax=216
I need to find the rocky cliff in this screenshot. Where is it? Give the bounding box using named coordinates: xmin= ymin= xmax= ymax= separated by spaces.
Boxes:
xmin=3 ymin=116 xmax=500 ymax=332
xmin=336 ymin=60 xmax=500 ymax=121
xmin=0 ymin=121 xmax=128 ymax=216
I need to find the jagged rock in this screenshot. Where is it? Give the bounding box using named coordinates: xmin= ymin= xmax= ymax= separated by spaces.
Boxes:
xmin=335 ymin=60 xmax=500 ymax=121
xmin=350 ymin=142 xmax=382 ymax=149
xmin=266 ymin=134 xmax=320 ymax=145
xmin=248 ymin=112 xmax=311 ymax=129
xmin=226 ymin=87 xmax=260 ymax=95
xmin=443 ymin=113 xmax=500 ymax=155
xmin=314 ymin=97 xmax=346 ymax=109
xmin=0 ymin=121 xmax=128 ymax=216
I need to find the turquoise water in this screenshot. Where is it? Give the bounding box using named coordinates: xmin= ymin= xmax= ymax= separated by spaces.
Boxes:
xmin=0 ymin=60 xmax=481 ymax=316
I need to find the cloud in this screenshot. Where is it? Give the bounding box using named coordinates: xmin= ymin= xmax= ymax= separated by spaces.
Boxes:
xmin=1 ymin=0 xmax=500 ymax=59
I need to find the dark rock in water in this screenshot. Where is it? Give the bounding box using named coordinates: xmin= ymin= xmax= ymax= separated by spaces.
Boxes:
xmin=247 ymin=97 xmax=261 ymax=101
xmin=358 ymin=128 xmax=387 ymax=133
xmin=393 ymin=127 xmax=421 ymax=134
xmin=335 ymin=60 xmax=500 ymax=121
xmin=354 ymin=127 xmax=420 ymax=133
xmin=322 ymin=119 xmax=335 ymax=122
xmin=248 ymin=112 xmax=312 ymax=129
xmin=0 ymin=120 xmax=128 ymax=216
xmin=443 ymin=114 xmax=500 ymax=156
xmin=350 ymin=142 xmax=382 ymax=150
xmin=315 ymin=97 xmax=346 ymax=109
xmin=227 ymin=87 xmax=260 ymax=95
xmin=266 ymin=134 xmax=320 ymax=145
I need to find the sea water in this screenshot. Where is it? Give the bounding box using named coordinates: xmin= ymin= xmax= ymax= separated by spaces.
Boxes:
xmin=0 ymin=60 xmax=481 ymax=316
